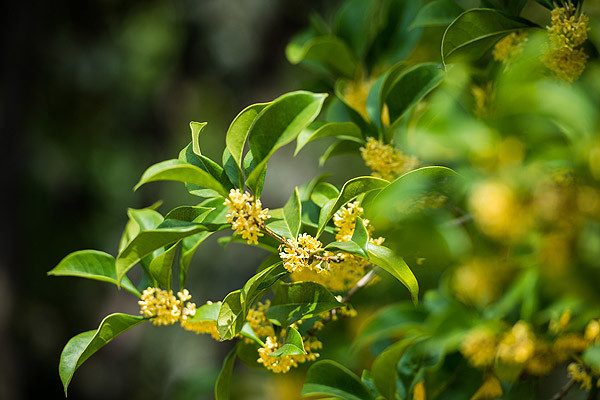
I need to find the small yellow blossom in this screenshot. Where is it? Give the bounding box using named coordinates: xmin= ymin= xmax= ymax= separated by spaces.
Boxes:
xmin=497 ymin=321 xmax=535 ymax=364
xmin=138 ymin=287 xmax=197 ymax=326
xmin=471 ymin=375 xmax=503 ymax=400
xmin=469 ymin=180 xmax=526 ymax=240
xmin=224 ymin=189 xmax=270 ymax=245
xmin=257 ymin=336 xmax=321 ymax=373
xmin=550 ymin=309 xmax=572 ymax=334
xmin=279 ymin=233 xmax=323 ymax=273
xmin=568 ymin=363 xmax=592 ymax=391
xmin=360 ymin=137 xmax=419 ymax=181
xmin=585 ymin=320 xmax=600 ymax=343
xmin=246 ymin=300 xmax=276 ymax=339
xmin=543 ymin=4 xmax=590 ymax=82
xmin=451 ymin=258 xmax=503 ymax=307
xmin=553 ymin=333 xmax=589 ymax=362
xmin=333 ymin=201 xmax=369 ymax=242
xmin=461 ymin=328 xmax=499 ymax=368
xmin=472 ymin=82 xmax=494 ymax=118
xmin=493 ymin=31 xmax=528 ymax=65
xmin=181 ymin=319 xmax=220 ymax=340
xmin=343 ymin=79 xmax=373 ymax=121
xmin=413 ymin=381 xmax=426 ymax=400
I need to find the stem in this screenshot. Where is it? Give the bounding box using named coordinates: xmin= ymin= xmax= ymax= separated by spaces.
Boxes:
xmin=551 ymin=379 xmax=576 ymax=400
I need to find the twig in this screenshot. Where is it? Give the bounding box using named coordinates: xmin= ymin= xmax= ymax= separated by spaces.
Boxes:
xmin=551 ymin=379 xmax=576 ymax=400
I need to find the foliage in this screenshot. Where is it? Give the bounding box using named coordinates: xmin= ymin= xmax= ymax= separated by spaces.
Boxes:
xmin=49 ymin=0 xmax=600 ymax=398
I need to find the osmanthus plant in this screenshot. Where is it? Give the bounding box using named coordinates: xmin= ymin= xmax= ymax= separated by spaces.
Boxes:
xmin=51 ymin=0 xmax=600 ymax=398
xmin=49 ymin=89 xmax=449 ymax=397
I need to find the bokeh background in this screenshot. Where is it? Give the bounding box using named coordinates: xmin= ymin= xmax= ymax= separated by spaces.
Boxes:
xmin=0 ymin=1 xmax=379 ymax=399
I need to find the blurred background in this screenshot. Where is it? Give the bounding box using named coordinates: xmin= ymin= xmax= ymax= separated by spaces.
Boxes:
xmin=0 ymin=1 xmax=380 ymax=399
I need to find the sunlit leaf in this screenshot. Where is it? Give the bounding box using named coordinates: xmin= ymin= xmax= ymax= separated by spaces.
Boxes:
xmin=367 ymin=243 xmax=419 ymax=304
xmin=295 ymin=121 xmax=363 ymax=156
xmin=49 ymin=250 xmax=140 ymax=297
xmin=59 ymin=313 xmax=145 ymax=396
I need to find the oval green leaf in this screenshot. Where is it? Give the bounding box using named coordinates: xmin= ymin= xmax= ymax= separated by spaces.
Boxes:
xmin=49 ymin=250 xmax=140 ymax=297
xmin=286 ymin=36 xmax=358 ymax=79
xmin=441 ymin=8 xmax=537 ymax=66
xmin=301 ymin=360 xmax=375 ymax=400
xmin=267 ymin=282 xmax=343 ymax=326
xmin=215 ymin=346 xmax=237 ymax=400
xmin=409 ymin=0 xmax=463 ymax=29
xmin=134 ymin=159 xmax=228 ymax=197
xmin=366 ymin=243 xmax=419 ymax=304
xmin=295 ymin=121 xmax=363 ymax=156
xmin=226 ymin=102 xmax=270 ymax=167
xmin=59 ymin=313 xmax=146 ymax=396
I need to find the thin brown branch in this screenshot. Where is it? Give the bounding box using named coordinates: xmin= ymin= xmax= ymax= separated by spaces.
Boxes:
xmin=551 ymin=379 xmax=576 ymax=400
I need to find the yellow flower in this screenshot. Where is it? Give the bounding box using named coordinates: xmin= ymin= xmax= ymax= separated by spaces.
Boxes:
xmin=246 ymin=300 xmax=275 ymax=339
xmin=547 ymin=4 xmax=589 ymax=50
xmin=461 ymin=328 xmax=499 ymax=368
xmin=279 ymin=233 xmax=323 ymax=273
xmin=553 ymin=333 xmax=589 ymax=362
xmin=224 ymin=189 xmax=270 ymax=245
xmin=471 ymin=375 xmax=503 ymax=400
xmin=472 ymin=83 xmax=494 ymax=118
xmin=493 ymin=31 xmax=528 ymax=65
xmin=360 ymin=137 xmax=419 ymax=181
xmin=257 ymin=336 xmax=321 ymax=373
xmin=549 ymin=309 xmax=572 ymax=334
xmin=585 ymin=320 xmax=600 ymax=343
xmin=568 ymin=363 xmax=592 ymax=391
xmin=451 ymin=258 xmax=503 ymax=307
xmin=138 ymin=287 xmax=197 ymax=326
xmin=543 ymin=4 xmax=590 ymax=82
xmin=181 ymin=319 xmax=220 ymax=340
xmin=497 ymin=321 xmax=535 ymax=364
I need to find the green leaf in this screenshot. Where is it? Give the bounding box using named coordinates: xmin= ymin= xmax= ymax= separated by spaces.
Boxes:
xmin=282 ymin=187 xmax=302 ymax=240
xmin=189 ymin=121 xmax=208 ymax=156
xmin=188 ymin=301 xmax=221 ymax=322
xmin=409 ymin=0 xmax=463 ymax=29
xmin=179 ymin=143 xmax=235 ymax=194
xmin=366 ymin=243 xmax=419 ymax=304
xmin=48 ymin=250 xmax=140 ymax=297
xmin=334 ymin=0 xmax=379 ymax=58
xmin=319 ymin=139 xmax=363 ymax=166
xmin=371 ymin=339 xmax=414 ymax=400
xmin=226 ymin=102 xmax=270 ymax=167
xmin=164 ymin=206 xmax=214 ymax=222
xmin=533 ymin=0 xmax=553 ymax=9
xmin=441 ymin=8 xmax=537 ymax=66
xmin=481 ymin=0 xmax=529 ymax=14
xmin=354 ymin=302 xmax=426 ymax=349
xmin=270 ymin=327 xmax=306 ymax=357
xmin=179 ymin=232 xmax=212 ymax=289
xmin=316 ymin=176 xmax=388 ymax=237
xmin=245 ymin=91 xmax=327 ymax=195
xmin=366 ymin=166 xmax=457 ymax=228
xmin=59 ymin=313 xmax=145 ymax=396
xmin=301 ymin=360 xmax=375 ymax=400
xmin=116 ymin=221 xmax=214 ymax=285
xmin=134 ymin=159 xmax=228 ymax=197
xmin=148 ymin=242 xmax=178 ymax=290
xmin=351 ymin=216 xmax=369 ymax=252
xmin=217 ymin=263 xmax=288 ymax=340
xmin=215 ymin=346 xmax=237 ymax=400
xmin=217 ymin=290 xmax=244 ymax=340
xmin=240 ymin=322 xmax=264 ymax=346
xmin=222 ymin=148 xmax=244 ymax=189
xmin=286 ymin=36 xmax=358 ymax=79
xmin=310 ymin=182 xmax=340 ymax=208
xmin=384 ymin=63 xmax=445 ymax=129
xmin=583 ymin=345 xmax=600 ymax=371
xmin=324 ymin=241 xmax=368 ymax=258
xmin=295 ymin=121 xmax=363 ymax=156
xmin=267 ymin=282 xmax=343 ymax=326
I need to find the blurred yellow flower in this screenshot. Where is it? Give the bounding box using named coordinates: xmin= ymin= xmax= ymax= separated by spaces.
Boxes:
xmin=493 ymin=31 xmax=528 ymax=65
xmin=461 ymin=328 xmax=499 ymax=368
xmin=497 ymin=321 xmax=535 ymax=364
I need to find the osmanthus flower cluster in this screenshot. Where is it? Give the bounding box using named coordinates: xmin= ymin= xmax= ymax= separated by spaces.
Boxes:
xmin=460 ymin=316 xmax=600 ymax=394
xmin=543 ymin=2 xmax=590 ymax=82
xmin=360 ymin=137 xmax=419 ymax=181
xmin=224 ymin=189 xmax=270 ymax=245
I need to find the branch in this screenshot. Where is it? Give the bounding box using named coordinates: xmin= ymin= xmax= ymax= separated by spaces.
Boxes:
xmin=551 ymin=379 xmax=576 ymax=400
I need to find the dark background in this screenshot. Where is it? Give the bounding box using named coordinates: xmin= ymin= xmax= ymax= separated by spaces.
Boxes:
xmin=0 ymin=1 xmax=376 ymax=399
